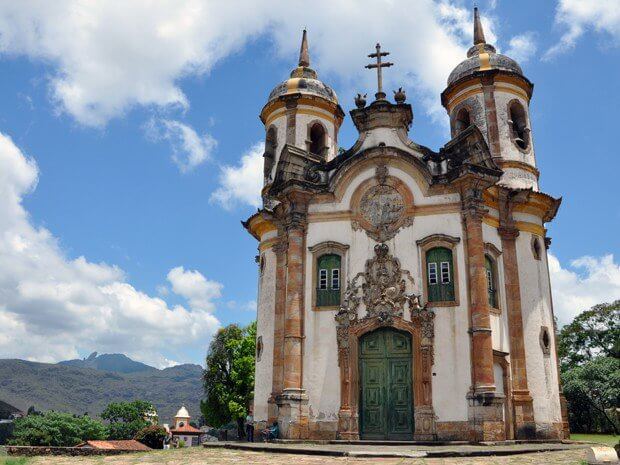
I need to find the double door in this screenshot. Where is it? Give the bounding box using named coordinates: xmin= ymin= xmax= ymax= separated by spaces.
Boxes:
xmin=359 ymin=327 xmax=413 ymax=440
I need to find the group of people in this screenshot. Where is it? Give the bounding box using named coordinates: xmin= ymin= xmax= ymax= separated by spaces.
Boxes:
xmin=245 ymin=408 xmax=278 ymax=442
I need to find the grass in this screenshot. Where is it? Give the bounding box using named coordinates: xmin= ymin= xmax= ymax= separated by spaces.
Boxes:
xmin=570 ymin=433 xmax=618 ymax=446
xmin=0 ymin=458 xmax=29 ymax=465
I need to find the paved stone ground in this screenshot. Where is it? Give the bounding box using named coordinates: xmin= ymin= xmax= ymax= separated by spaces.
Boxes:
xmin=24 ymin=447 xmax=590 ymax=465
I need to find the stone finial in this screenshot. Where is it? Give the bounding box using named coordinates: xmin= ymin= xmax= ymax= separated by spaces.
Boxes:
xmin=473 ymin=7 xmax=486 ymax=45
xmin=393 ymin=87 xmax=406 ymax=104
xmin=354 ymin=93 xmax=367 ymax=109
xmin=298 ymin=29 xmax=310 ymax=67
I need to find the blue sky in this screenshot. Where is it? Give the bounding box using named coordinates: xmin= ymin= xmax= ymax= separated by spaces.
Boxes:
xmin=0 ymin=0 xmax=618 ymax=367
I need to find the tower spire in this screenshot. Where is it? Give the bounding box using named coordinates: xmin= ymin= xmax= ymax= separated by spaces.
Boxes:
xmin=473 ymin=7 xmax=486 ymax=45
xmin=299 ymin=29 xmax=310 ymax=67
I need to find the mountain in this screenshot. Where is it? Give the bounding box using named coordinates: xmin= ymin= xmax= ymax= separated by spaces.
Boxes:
xmin=59 ymin=352 xmax=156 ymax=374
xmin=0 ymin=358 xmax=204 ymax=422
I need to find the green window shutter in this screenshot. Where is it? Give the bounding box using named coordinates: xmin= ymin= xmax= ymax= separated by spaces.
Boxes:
xmin=317 ymin=254 xmax=341 ymax=307
xmin=485 ymin=256 xmax=497 ymax=308
xmin=426 ymin=247 xmax=455 ymax=302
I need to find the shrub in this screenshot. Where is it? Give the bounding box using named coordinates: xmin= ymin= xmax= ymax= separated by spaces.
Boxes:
xmin=9 ymin=411 xmax=107 ymax=446
xmin=134 ymin=425 xmax=167 ymax=449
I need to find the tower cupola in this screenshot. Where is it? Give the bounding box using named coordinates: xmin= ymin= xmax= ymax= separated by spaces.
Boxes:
xmin=441 ymin=8 xmax=539 ymax=191
xmin=260 ymin=30 xmax=345 ymax=192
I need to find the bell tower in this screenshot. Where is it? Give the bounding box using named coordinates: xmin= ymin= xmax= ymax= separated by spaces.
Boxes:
xmin=259 ymin=30 xmax=345 ymax=191
xmin=441 ymin=8 xmax=539 ymax=191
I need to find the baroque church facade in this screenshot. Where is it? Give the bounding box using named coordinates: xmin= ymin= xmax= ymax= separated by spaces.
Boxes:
xmin=244 ymin=10 xmax=569 ymax=442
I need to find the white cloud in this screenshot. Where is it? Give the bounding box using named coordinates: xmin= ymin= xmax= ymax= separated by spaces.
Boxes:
xmin=145 ymin=118 xmax=217 ymax=172
xmin=0 ymin=131 xmax=222 ymax=367
xmin=210 ymin=141 xmax=263 ymax=210
xmin=167 ymin=266 xmax=223 ymax=312
xmin=545 ymin=0 xmax=620 ymax=59
xmin=506 ymin=32 xmax=537 ymax=63
xmin=0 ymin=1 xmax=501 ymax=127
xmin=549 ymin=253 xmax=620 ymax=326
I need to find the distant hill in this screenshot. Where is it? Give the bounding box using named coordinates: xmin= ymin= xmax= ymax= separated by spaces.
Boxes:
xmin=0 ymin=357 xmax=204 ymax=423
xmin=59 ymin=352 xmax=155 ymax=374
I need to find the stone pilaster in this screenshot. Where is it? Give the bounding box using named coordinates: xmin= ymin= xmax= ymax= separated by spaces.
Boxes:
xmin=498 ymin=225 xmax=536 ymax=438
xmin=268 ymin=237 xmax=287 ymax=424
xmin=277 ymin=192 xmax=310 ymax=439
xmin=497 ymin=189 xmax=535 ymax=438
xmin=285 ymin=98 xmax=298 ymax=145
xmin=481 ymin=75 xmax=501 ymax=159
xmin=461 ymin=187 xmax=504 ymax=441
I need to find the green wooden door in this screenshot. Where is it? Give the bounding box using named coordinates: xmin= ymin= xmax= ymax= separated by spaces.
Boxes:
xmin=359 ymin=328 xmax=413 ymax=440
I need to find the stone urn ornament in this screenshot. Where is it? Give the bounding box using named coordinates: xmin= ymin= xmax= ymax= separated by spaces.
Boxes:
xmin=355 ymin=93 xmax=367 ymax=109
xmin=394 ymin=87 xmax=406 ymax=104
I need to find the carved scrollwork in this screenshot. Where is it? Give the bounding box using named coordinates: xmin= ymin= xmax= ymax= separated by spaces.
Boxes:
xmin=335 ymin=243 xmax=435 ymax=356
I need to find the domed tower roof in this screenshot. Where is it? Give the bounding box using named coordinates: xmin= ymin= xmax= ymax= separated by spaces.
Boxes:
xmin=267 ymin=29 xmax=338 ymax=105
xmin=447 ymin=7 xmax=524 ymax=86
xmin=174 ymin=406 xmax=190 ymax=419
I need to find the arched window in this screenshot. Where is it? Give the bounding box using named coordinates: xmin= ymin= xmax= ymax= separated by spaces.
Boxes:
xmin=426 ymin=247 xmax=455 ymax=302
xmin=455 ymin=108 xmax=471 ymax=134
xmin=316 ymin=254 xmax=341 ymax=307
xmin=485 ymin=255 xmax=498 ymax=309
xmin=509 ymin=102 xmax=529 ymax=150
xmin=263 ymin=127 xmax=277 ymax=180
xmin=309 ymin=122 xmax=326 ymax=156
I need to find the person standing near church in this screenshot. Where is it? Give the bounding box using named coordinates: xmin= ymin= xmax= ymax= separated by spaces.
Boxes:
xmin=245 ymin=407 xmax=254 ymax=442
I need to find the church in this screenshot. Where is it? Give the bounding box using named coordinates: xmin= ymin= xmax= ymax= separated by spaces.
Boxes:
xmin=244 ymin=9 xmax=569 ymax=442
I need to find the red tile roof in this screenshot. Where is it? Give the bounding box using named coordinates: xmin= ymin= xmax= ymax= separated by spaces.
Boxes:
xmin=77 ymin=440 xmax=151 ymax=451
xmin=170 ymin=423 xmax=202 ymax=434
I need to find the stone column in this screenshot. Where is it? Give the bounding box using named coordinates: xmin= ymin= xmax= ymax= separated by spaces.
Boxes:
xmin=462 ymin=187 xmax=504 ymax=441
xmin=498 ymin=225 xmax=536 ymax=438
xmin=267 ymin=237 xmax=287 ymax=424
xmin=277 ymin=193 xmax=309 ymax=439
xmin=481 ymin=75 xmax=501 ymax=159
xmin=285 ymin=98 xmax=298 ymax=145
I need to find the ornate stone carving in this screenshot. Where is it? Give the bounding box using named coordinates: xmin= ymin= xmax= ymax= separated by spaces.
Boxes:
xmin=334 ymin=243 xmax=436 ymax=440
xmin=335 ymin=243 xmax=432 ymax=345
xmin=354 ymin=165 xmax=412 ymax=242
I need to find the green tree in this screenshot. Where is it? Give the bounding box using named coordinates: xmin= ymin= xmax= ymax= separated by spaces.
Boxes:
xmin=101 ymin=400 xmax=155 ymax=440
xmin=562 ymin=356 xmax=620 ymax=434
xmin=558 ymin=300 xmax=619 ymax=371
xmin=134 ymin=425 xmax=167 ymax=449
xmin=9 ymin=411 xmax=107 ymax=446
xmin=201 ymin=322 xmax=256 ymax=438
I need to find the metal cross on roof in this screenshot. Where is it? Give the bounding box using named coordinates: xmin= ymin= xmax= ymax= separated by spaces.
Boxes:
xmin=365 ymin=43 xmax=393 ymax=101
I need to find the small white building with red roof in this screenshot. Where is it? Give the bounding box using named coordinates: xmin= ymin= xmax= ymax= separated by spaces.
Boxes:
xmin=166 ymin=406 xmax=202 ymax=447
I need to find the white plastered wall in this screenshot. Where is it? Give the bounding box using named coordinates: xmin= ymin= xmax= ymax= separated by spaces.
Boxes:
xmin=494 ymin=90 xmax=539 ymax=191
xmin=303 ymin=163 xmax=471 ymax=424
xmin=516 ymin=230 xmax=561 ymax=429
xmin=253 ymin=242 xmax=277 ymax=423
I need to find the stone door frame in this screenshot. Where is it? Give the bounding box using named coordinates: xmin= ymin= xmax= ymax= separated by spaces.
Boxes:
xmin=336 ymin=315 xmax=436 ymax=440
